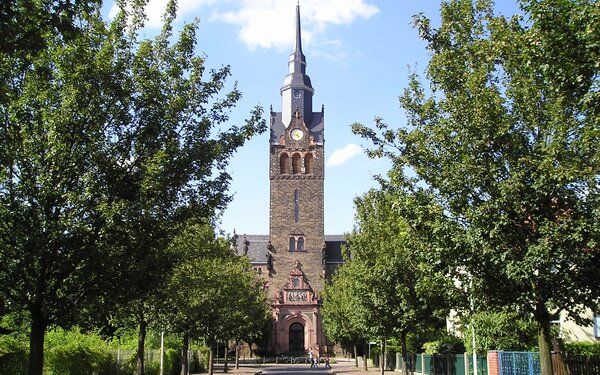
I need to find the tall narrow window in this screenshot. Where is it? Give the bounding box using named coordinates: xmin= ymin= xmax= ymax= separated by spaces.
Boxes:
xmin=294 ymin=189 xmax=299 ymax=223
xmin=297 ymin=237 xmax=305 ymax=251
xmin=292 ymin=154 xmax=302 ymax=174
xmin=280 ymin=154 xmax=289 ymax=174
xmin=289 ymin=237 xmax=296 ymax=252
xmin=304 ymin=153 xmax=313 ymax=174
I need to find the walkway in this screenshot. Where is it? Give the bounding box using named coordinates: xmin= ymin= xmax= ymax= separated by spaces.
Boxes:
xmin=209 ymin=358 xmax=395 ymax=375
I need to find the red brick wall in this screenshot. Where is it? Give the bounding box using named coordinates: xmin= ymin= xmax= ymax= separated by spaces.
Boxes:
xmin=487 ymin=351 xmax=500 ymax=375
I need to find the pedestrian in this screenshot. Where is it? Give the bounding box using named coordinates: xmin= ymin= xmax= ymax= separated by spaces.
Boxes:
xmin=325 ymin=355 xmax=331 ymax=369
xmin=308 ymin=348 xmax=314 ymax=368
xmin=314 ymin=354 xmax=319 ymax=367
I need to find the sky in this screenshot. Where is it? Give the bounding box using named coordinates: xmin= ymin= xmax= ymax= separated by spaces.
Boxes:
xmin=101 ymin=0 xmax=522 ymax=236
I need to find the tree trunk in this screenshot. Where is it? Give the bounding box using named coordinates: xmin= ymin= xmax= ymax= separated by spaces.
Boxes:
xmin=235 ymin=340 xmax=240 ymax=369
xmin=363 ymin=341 xmax=368 ymax=371
xmin=208 ymin=344 xmax=215 ymax=375
xmin=380 ymin=338 xmax=386 ymax=375
xmin=28 ymin=303 xmax=46 ymax=375
xmin=354 ymin=343 xmax=358 ymax=368
xmin=401 ymin=331 xmax=408 ymax=375
xmin=536 ymin=302 xmax=554 ymax=375
xmin=180 ymin=332 xmax=189 ymax=375
xmin=136 ymin=316 xmax=147 ymax=375
xmin=224 ymin=341 xmax=229 ymax=373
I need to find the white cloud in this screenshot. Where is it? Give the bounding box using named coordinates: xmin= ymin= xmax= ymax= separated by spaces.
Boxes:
xmin=327 ymin=143 xmax=363 ymax=168
xmin=107 ymin=0 xmax=379 ymax=51
xmin=213 ymin=0 xmax=379 ymax=50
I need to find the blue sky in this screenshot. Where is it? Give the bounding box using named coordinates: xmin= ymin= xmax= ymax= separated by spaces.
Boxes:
xmin=102 ymin=0 xmax=521 ymax=236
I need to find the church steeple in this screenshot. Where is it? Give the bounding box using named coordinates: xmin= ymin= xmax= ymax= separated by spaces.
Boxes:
xmin=281 ymin=3 xmax=314 ymax=127
xmin=291 ymin=1 xmax=306 ymax=74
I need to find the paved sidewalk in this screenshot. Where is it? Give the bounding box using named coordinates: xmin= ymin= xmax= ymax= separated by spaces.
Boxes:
xmin=329 ymin=360 xmax=394 ymax=375
xmin=207 ymin=359 xmax=394 ymax=375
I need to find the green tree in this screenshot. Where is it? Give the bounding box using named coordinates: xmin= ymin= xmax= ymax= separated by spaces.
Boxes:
xmin=99 ymin=3 xmax=265 ymax=372
xmin=322 ymin=260 xmax=370 ymax=370
xmin=0 ymin=5 xmax=127 ymax=374
xmin=160 ymin=223 xmax=270 ymax=375
xmin=325 ymin=188 xmax=452 ymax=375
xmin=353 ymin=1 xmax=599 ymax=374
xmin=0 ymin=2 xmax=265 ymax=374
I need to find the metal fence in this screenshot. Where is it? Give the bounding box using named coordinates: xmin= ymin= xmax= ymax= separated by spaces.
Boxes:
xmin=377 ymin=352 xmax=487 ymax=375
xmin=553 ymin=353 xmax=600 ymax=375
xmin=497 ymin=351 xmax=541 ymax=375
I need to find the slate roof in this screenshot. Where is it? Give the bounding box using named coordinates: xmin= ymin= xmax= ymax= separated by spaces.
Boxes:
xmin=270 ymin=111 xmax=324 ymax=145
xmin=234 ymin=233 xmax=346 ymax=264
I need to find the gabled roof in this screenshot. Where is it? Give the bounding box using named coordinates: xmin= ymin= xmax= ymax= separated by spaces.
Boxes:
xmin=234 ymin=233 xmax=346 ymax=264
xmin=270 ymin=111 xmax=324 ymax=145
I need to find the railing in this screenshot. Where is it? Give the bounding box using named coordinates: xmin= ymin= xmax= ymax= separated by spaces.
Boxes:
xmin=552 ymin=353 xmax=600 ymax=375
xmin=497 ymin=351 xmax=541 ymax=375
xmin=385 ymin=352 xmax=487 ymax=375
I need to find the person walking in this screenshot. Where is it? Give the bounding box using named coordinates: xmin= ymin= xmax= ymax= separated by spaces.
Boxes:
xmin=308 ymin=348 xmax=314 ymax=368
xmin=325 ymin=355 xmax=331 ymax=369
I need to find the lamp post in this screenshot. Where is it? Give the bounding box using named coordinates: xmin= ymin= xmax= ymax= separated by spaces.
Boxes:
xmin=160 ymin=331 xmax=164 ymax=375
xmin=469 ymin=279 xmax=477 ymax=375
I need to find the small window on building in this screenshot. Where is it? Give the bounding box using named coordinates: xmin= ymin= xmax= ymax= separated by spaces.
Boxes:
xmin=280 ymin=153 xmax=289 ymax=174
xmin=304 ymin=153 xmax=313 ymax=174
xmin=292 ymin=154 xmax=302 ymax=174
xmin=257 ymin=267 xmax=262 ymax=275
xmin=297 ymin=237 xmax=305 ymax=251
xmin=289 ymin=237 xmax=296 ymax=252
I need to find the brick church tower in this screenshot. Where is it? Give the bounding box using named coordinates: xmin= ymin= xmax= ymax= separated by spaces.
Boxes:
xmin=235 ymin=3 xmax=344 ymax=356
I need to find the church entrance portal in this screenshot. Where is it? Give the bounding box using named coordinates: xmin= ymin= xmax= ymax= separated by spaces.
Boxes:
xmin=288 ymin=323 xmax=304 ymax=353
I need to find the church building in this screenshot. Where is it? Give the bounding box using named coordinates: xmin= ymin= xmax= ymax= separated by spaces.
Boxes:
xmin=234 ymin=4 xmax=345 ymax=356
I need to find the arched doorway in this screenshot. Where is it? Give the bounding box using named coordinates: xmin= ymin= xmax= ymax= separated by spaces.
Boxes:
xmin=288 ymin=322 xmax=304 ymax=353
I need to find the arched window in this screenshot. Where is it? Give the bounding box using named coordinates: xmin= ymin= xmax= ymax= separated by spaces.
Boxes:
xmin=304 ymin=153 xmax=313 ymax=174
xmin=289 ymin=237 xmax=296 ymax=252
xmin=292 ymin=154 xmax=302 ymax=174
xmin=297 ymin=237 xmax=305 ymax=251
xmin=280 ymin=153 xmax=289 ymax=174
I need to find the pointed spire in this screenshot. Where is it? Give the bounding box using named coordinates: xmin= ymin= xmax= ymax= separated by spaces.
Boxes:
xmin=293 ymin=2 xmax=303 ymax=61
xmin=280 ymin=2 xmax=314 ymax=127
xmin=289 ymin=2 xmax=306 ymax=75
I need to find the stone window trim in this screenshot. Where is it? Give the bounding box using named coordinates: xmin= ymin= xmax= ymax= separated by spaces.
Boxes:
xmin=292 ymin=153 xmax=302 ymax=174
xmin=278 ymin=151 xmax=316 ymax=175
xmin=280 ymin=153 xmax=290 ymax=174
xmin=289 ymin=235 xmax=306 ymax=252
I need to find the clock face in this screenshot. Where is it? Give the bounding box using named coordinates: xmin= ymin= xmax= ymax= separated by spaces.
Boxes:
xmin=293 ymin=90 xmax=301 ymax=98
xmin=290 ymin=128 xmax=304 ymax=141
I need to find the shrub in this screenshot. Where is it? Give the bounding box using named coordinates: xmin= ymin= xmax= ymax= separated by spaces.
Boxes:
xmin=461 ymin=310 xmax=537 ymax=353
xmin=0 ymin=336 xmax=28 ymax=375
xmin=422 ymin=336 xmax=465 ymax=355
xmin=564 ymin=342 xmax=600 ymax=356
xmin=45 ymin=327 xmax=113 ymax=375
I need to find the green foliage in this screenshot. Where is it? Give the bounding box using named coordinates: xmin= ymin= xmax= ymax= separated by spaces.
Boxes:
xmin=564 ymin=341 xmax=600 ymax=356
xmin=0 ymin=335 xmax=28 ymax=374
xmin=352 ymin=1 xmax=599 ymax=374
xmin=159 ymin=223 xmax=270 ymax=373
xmin=45 ymin=328 xmax=113 ymax=375
xmin=422 ymin=336 xmax=465 ymax=355
xmin=461 ymin=310 xmax=537 ymax=354
xmin=0 ymin=0 xmax=265 ymax=374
